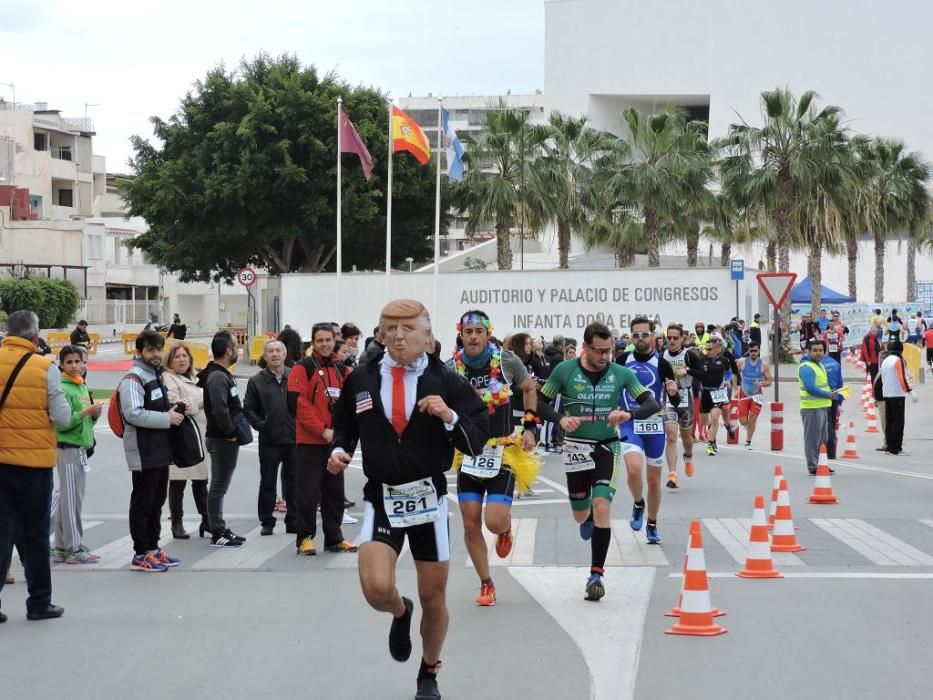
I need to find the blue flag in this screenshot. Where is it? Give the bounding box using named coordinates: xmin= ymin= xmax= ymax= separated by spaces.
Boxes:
xmin=441 ymin=108 xmax=464 ymax=182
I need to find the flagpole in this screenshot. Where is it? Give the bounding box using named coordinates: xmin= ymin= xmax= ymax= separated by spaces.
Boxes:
xmin=336 ymin=97 xmax=343 ymax=321
xmin=432 ymin=97 xmax=442 ymax=323
xmin=385 ymin=99 xmax=394 ymax=297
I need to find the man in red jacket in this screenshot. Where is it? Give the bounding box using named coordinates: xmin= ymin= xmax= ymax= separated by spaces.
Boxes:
xmin=287 ymin=322 xmax=357 ymax=556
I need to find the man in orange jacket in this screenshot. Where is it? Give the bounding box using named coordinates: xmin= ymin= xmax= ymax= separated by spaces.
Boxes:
xmin=287 ymin=322 xmax=357 ymax=556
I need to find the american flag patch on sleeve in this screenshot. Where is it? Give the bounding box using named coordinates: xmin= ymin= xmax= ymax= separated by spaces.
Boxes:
xmin=355 ymin=391 xmax=373 ymax=413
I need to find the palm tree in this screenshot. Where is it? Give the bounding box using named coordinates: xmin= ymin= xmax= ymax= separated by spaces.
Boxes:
xmin=852 ymin=136 xmax=931 ymax=303
xmin=534 ymin=113 xmax=614 ymax=268
xmin=905 ymin=192 xmax=932 ymax=301
xmin=451 ymin=102 xmax=547 ymax=270
xmin=718 ymin=88 xmax=844 ymax=347
xmin=604 ymin=106 xmax=713 ymax=267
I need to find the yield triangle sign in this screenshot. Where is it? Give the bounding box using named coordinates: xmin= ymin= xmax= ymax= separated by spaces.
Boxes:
xmin=757 ymin=273 xmax=797 ymax=308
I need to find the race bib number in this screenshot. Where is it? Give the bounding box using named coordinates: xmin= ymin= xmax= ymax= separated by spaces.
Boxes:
xmin=461 ymin=444 xmax=503 ymax=479
xmin=678 ymin=388 xmax=691 ymax=405
xmin=382 ymin=479 xmax=439 ymax=528
xmin=710 ymin=388 xmax=729 ymax=404
xmin=828 ymin=344 xmax=838 ymax=353
xmin=563 ymin=441 xmax=596 ymax=472
xmin=634 ymin=417 xmax=665 ymax=435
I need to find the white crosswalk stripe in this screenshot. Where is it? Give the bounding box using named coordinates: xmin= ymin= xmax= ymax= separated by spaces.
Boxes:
xmin=811 ymin=518 xmax=933 ymax=566
xmin=608 ymin=521 xmax=670 ymax=566
xmin=193 ymin=526 xmax=289 ymax=569
xmin=702 ymin=518 xmax=805 ymax=566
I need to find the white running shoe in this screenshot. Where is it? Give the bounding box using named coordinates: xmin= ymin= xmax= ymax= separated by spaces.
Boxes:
xmin=342 ymin=512 xmax=358 ymax=525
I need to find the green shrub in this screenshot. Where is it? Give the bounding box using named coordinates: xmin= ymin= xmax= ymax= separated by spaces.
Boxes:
xmin=0 ymin=278 xmax=81 ymax=329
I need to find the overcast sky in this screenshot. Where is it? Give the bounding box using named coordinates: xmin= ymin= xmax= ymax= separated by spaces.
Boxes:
xmin=1 ymin=0 xmax=544 ymax=171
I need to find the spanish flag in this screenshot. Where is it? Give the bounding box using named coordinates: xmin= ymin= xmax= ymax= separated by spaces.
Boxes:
xmin=391 ymin=106 xmax=431 ymax=165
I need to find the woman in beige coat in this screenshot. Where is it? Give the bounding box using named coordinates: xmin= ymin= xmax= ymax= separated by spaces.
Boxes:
xmin=163 ymin=343 xmax=209 ymax=539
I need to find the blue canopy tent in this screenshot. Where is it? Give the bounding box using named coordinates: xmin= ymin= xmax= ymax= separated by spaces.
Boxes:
xmin=789 ymin=276 xmax=855 ymax=304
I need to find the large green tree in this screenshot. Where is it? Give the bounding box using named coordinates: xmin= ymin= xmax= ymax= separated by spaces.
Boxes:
xmin=121 ymin=54 xmax=440 ymax=282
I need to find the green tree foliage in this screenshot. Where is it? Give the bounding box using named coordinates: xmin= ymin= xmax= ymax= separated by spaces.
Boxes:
xmin=0 ymin=278 xmax=80 ymax=328
xmin=121 ymin=54 xmax=442 ymax=282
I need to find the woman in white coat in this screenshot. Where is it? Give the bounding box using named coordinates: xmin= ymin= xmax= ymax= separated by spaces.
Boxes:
xmin=162 ymin=343 xmax=209 ymax=539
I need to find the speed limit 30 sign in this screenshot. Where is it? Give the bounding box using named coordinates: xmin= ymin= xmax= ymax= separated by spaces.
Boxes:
xmin=237 ymin=267 xmax=257 ymax=287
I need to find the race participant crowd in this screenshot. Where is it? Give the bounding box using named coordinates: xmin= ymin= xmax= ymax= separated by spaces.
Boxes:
xmin=0 ymin=300 xmax=923 ymax=700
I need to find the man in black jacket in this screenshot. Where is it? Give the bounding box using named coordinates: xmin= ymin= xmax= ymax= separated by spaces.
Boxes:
xmin=197 ymin=331 xmax=245 ymax=547
xmin=167 ymin=314 xmax=187 ymax=340
xmin=328 ymin=299 xmax=488 ymax=700
xmin=244 ymin=339 xmax=296 ymax=536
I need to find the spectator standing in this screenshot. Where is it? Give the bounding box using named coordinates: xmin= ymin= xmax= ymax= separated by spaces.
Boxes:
xmin=341 ymin=323 xmax=362 ymax=367
xmin=197 ymin=331 xmax=246 ymax=547
xmin=287 ymin=323 xmax=356 ymax=555
xmin=749 ymin=314 xmax=763 ymax=346
xmin=880 ymin=341 xmax=916 ymax=455
xmin=277 ymin=327 xmax=304 ymax=367
xmin=0 ymin=311 xmax=71 ymax=622
xmin=530 ymin=337 xmax=550 ymax=380
xmin=860 ymin=329 xmax=882 ymax=386
xmin=543 ymin=334 xmax=565 ymax=369
xmin=924 ymin=324 xmax=933 ymax=370
xmin=820 ymin=349 xmax=845 ymax=459
xmin=358 ymin=327 xmax=386 ymax=367
xmin=162 ymin=343 xmax=208 ymax=539
xmin=166 ymin=314 xmax=188 ymax=340
xmin=69 ymin=320 xmax=92 ymax=351
xmin=119 ymin=330 xmax=184 ymax=572
xmin=244 ymin=340 xmax=297 ymax=536
xmin=797 ymin=340 xmax=836 ymax=475
xmin=50 ymin=345 xmax=103 ymax=564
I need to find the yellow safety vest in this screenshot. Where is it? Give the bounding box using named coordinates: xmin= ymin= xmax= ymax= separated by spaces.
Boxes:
xmin=798 ymin=360 xmax=832 ymax=409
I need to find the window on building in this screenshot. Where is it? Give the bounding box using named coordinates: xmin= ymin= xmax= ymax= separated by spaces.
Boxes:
xmin=57 ymin=189 xmax=73 ymax=207
xmin=34 ymin=132 xmax=48 ymax=151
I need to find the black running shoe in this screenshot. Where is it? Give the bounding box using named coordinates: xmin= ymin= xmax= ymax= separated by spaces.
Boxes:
xmin=415 ymin=676 xmax=441 ymax=700
xmin=389 ymin=596 xmax=414 ymax=662
xmin=210 ymin=532 xmax=242 ymax=548
xmin=224 ymin=529 xmax=246 ymax=543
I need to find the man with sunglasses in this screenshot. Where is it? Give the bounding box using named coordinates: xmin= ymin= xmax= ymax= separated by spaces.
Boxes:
xmin=685 ymin=332 xmax=738 ymax=456
xmin=735 ymin=342 xmax=772 ymax=449
xmin=538 ymin=322 xmax=659 ymax=601
xmin=615 ymin=317 xmax=680 ymax=544
xmin=662 ymin=324 xmax=701 ymax=486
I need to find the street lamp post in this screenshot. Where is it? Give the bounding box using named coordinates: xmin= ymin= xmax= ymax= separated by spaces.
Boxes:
xmin=405 ymin=256 xmax=414 ymax=272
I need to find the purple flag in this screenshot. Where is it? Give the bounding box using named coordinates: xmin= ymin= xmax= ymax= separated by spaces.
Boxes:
xmin=340 ymin=112 xmax=374 ymax=180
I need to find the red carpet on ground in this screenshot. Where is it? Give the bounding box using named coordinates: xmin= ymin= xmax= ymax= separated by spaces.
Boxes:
xmin=87 ymin=359 xmax=133 ymax=372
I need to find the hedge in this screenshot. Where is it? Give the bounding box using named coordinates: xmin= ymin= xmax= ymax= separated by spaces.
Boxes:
xmin=0 ymin=278 xmax=81 ymax=329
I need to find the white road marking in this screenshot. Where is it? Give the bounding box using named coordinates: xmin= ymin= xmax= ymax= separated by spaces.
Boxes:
xmin=718 ymin=444 xmax=933 ymax=481
xmin=535 ymin=475 xmax=569 ymax=495
xmin=509 ymin=518 xmax=537 ymax=566
xmin=811 ymin=518 xmax=933 ymax=566
xmin=702 ymin=518 xmax=804 ymax=566
xmin=608 ymin=521 xmax=670 ymax=566
xmin=675 ymin=572 xmax=933 ymax=579
xmin=509 ymin=566 xmax=655 ymax=700
xmin=192 ymin=526 xmax=272 ymax=569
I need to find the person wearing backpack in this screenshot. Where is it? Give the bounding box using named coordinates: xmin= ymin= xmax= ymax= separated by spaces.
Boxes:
xmin=197 ymin=331 xmax=247 ymax=548
xmin=286 ymin=322 xmax=356 ymax=556
xmin=0 ymin=311 xmax=72 ymax=623
xmin=118 ymin=330 xmax=185 ymax=573
xmin=50 ymin=345 xmax=103 ymax=565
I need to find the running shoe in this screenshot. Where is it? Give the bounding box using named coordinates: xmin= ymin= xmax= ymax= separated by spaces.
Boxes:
xmin=342 ymin=512 xmax=359 ymax=525
xmin=711 ymin=440 xmax=719 ymax=454
xmin=415 ymin=676 xmax=442 ymax=700
xmin=553 ymin=446 xmax=564 ymax=455
xmin=51 ymin=549 xmax=67 ymax=564
xmin=666 ymin=471 xmax=679 ymax=489
xmin=684 ymin=455 xmax=694 ymax=478
xmin=584 ymin=573 xmax=605 ymax=602
xmin=705 ymin=441 xmax=715 ymax=456
xmin=744 ymin=441 xmax=753 ymax=450
xmin=325 ymin=540 xmax=358 ymax=553
xmin=389 ymin=596 xmax=414 ymax=662
xmin=645 ymin=522 xmax=661 ymax=545
xmin=495 ymin=530 xmax=514 ymax=559
xmin=64 ymin=549 xmax=98 ymax=565
xmin=131 ymin=553 xmax=167 ymax=572
xmin=226 ymin=529 xmax=246 ymax=543
xmin=579 ymin=513 xmax=595 ymax=541
xmin=630 ymin=501 xmax=645 ymax=531
xmin=298 ymin=536 xmax=317 ymax=556
xmin=210 ymin=532 xmax=242 ymax=548
xmin=725 ymin=426 xmax=736 ymax=441
xmin=153 ymin=548 xmax=180 ymax=567
xmin=475 ymin=582 xmax=497 ymax=606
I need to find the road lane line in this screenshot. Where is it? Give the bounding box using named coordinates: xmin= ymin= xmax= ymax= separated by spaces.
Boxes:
xmin=509 ymin=518 xmax=537 ymax=566
xmin=509 ymin=566 xmax=655 ymax=700
xmin=703 ymin=518 xmax=805 ymax=567
xmin=611 ymin=520 xmax=670 ymax=566
xmin=192 ymin=526 xmax=268 ymax=569
xmin=811 ymin=518 xmax=900 ymax=565
xmin=718 ymin=445 xmax=933 ymax=481
xmin=673 ymin=572 xmax=933 ymax=579
xmin=843 ymin=519 xmax=933 ymax=566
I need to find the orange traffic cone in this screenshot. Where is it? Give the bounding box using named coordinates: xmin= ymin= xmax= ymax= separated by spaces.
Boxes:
xmin=808 ymin=445 xmax=838 ymax=504
xmin=666 ymin=521 xmax=724 ymax=618
xmin=665 ymin=521 xmax=727 ymax=636
xmin=767 ymin=466 xmax=783 ymax=531
xmin=842 ymin=421 xmax=860 ymax=459
xmin=772 ymin=480 xmax=806 ymax=552
xmin=865 ymin=403 xmax=879 ymax=433
xmin=737 ymin=496 xmax=783 ymax=578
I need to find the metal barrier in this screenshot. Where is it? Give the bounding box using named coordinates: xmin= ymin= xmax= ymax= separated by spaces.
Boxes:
xmin=903 ymin=344 xmax=922 ymax=382
xmin=248 ymin=335 xmax=270 ymax=363
xmin=122 ymin=333 xmax=138 ymax=356
xmin=47 ymin=332 xmax=99 ymax=355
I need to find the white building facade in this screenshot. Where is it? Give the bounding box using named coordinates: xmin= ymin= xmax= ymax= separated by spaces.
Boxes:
xmin=543 ymin=0 xmax=933 ymax=304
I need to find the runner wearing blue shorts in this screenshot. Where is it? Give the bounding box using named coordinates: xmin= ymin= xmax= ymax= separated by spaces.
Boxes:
xmin=616 ymin=317 xmax=681 ymax=545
